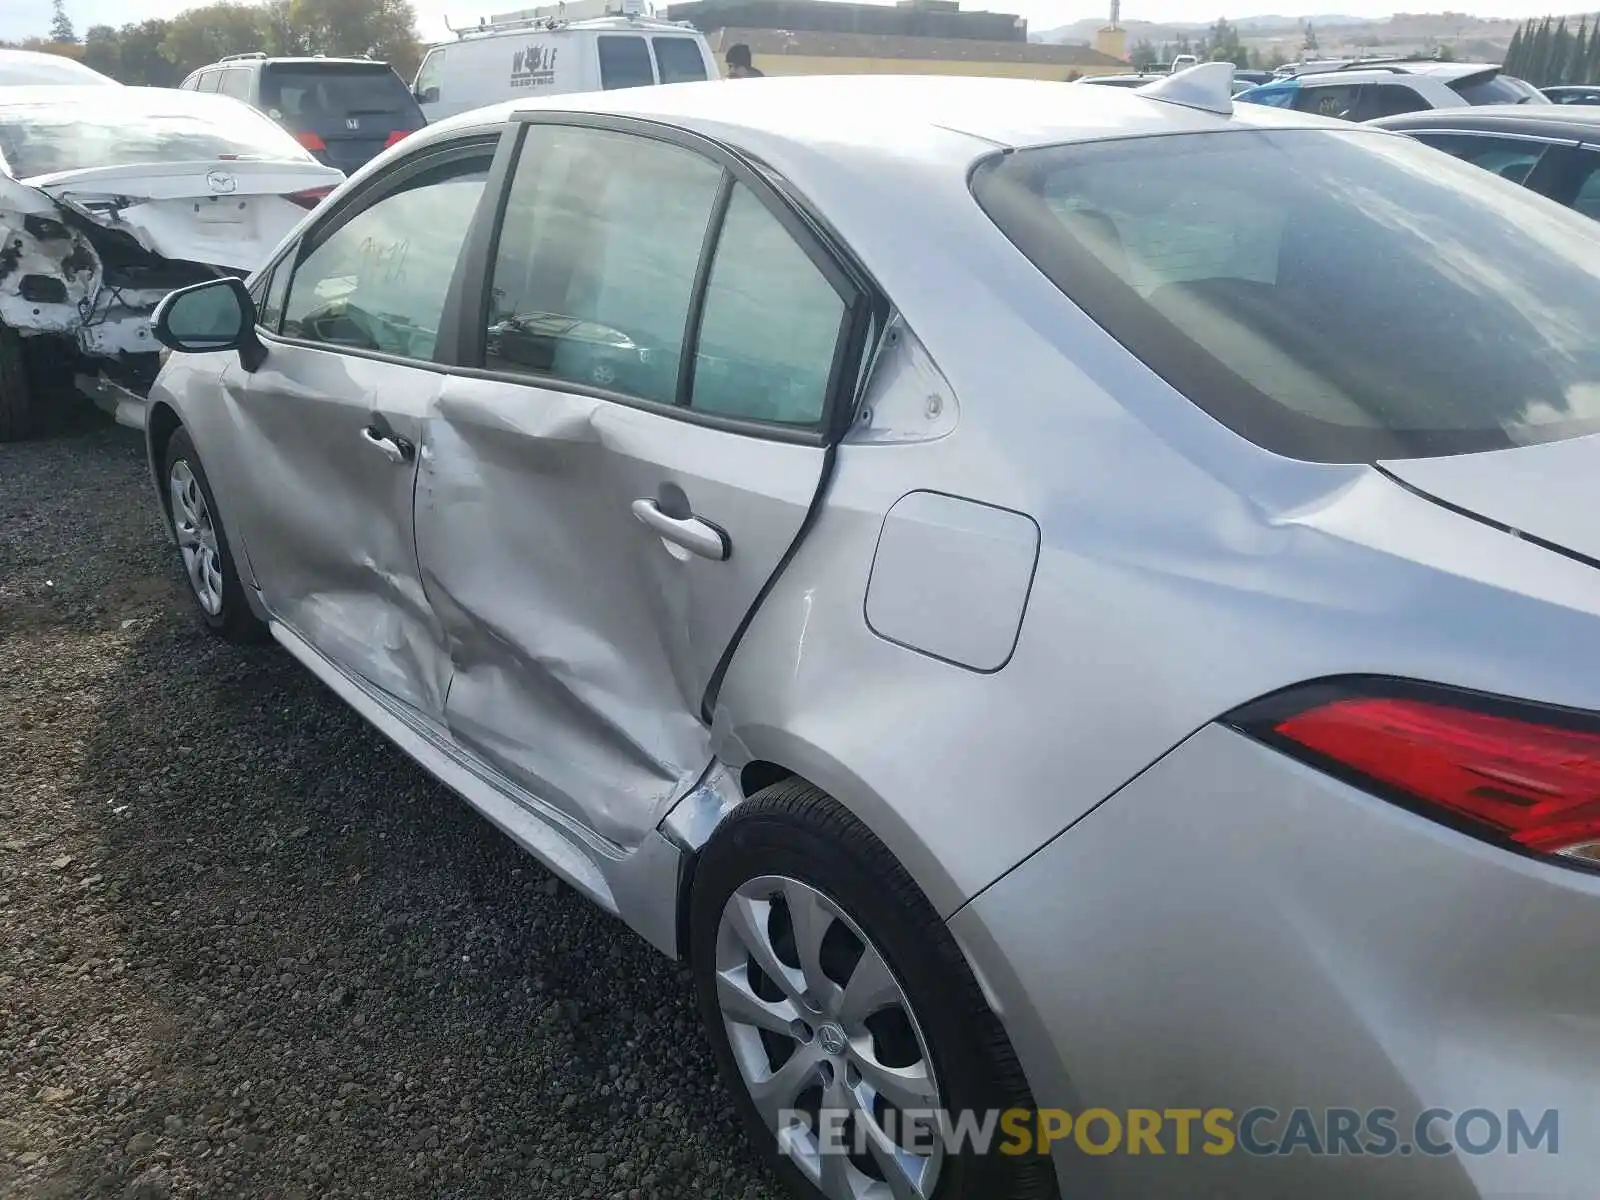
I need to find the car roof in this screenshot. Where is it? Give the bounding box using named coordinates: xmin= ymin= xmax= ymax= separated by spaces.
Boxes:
xmin=230 ymin=57 xmax=390 ymax=67
xmin=420 ymin=72 xmax=1346 ymax=158
xmin=1369 ymin=103 xmax=1600 ymax=134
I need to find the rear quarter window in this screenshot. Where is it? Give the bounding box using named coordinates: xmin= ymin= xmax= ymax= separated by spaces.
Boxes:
xmin=970 ymin=128 xmax=1600 ymax=462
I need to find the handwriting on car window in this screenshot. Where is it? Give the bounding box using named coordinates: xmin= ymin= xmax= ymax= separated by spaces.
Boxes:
xmin=358 ymin=236 xmax=409 ymax=288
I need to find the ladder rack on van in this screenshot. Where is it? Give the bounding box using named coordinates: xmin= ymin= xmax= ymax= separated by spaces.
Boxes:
xmin=445 ymin=0 xmax=670 ymax=38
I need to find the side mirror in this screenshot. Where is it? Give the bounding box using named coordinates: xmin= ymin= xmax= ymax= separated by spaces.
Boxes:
xmin=414 ymin=85 xmax=437 ymax=104
xmin=151 ymin=276 xmax=266 ymax=372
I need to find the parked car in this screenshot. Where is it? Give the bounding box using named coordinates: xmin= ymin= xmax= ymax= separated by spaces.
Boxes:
xmin=1542 ymin=84 xmax=1600 ymax=105
xmin=0 ymin=85 xmax=343 ymax=439
xmin=1232 ymin=68 xmax=1273 ymax=86
xmin=1370 ymin=104 xmax=1600 ymax=219
xmin=1238 ymin=60 xmax=1548 ymax=119
xmin=143 ymin=65 xmax=1600 ymax=1200
xmin=412 ymin=11 xmax=718 ymax=121
xmin=177 ymin=54 xmax=425 ymax=175
xmin=0 ymin=47 xmax=119 ymax=86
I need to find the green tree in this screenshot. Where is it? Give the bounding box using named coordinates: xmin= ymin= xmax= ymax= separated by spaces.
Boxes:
xmin=49 ymin=0 xmax=78 ymax=43
xmin=160 ymin=2 xmax=269 ymax=73
xmin=1571 ymin=18 xmax=1590 ymax=84
xmin=81 ymin=23 xmax=119 ymax=76
xmin=286 ymin=0 xmax=421 ymax=77
xmin=1129 ymin=38 xmax=1157 ymax=70
xmin=1505 ymin=23 xmax=1524 ymax=75
xmin=1303 ymin=20 xmax=1319 ymax=52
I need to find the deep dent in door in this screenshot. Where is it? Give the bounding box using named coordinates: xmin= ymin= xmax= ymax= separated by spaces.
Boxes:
xmin=415 ymin=382 xmax=712 ymax=847
xmin=222 ymin=373 xmax=450 ymax=717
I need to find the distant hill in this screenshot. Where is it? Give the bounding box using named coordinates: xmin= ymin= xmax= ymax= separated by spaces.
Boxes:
xmin=1031 ymin=10 xmax=1526 ymax=60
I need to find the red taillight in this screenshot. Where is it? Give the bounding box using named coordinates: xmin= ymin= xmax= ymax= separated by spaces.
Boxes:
xmin=385 ymin=129 xmax=413 ymax=148
xmin=1254 ymin=687 xmax=1600 ymax=860
xmin=286 ymin=186 xmax=335 ymax=210
xmin=294 ymin=131 xmax=326 ymax=152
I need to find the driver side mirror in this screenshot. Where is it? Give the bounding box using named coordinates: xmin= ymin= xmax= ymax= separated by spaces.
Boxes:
xmin=152 ymin=276 xmax=266 ymax=372
xmin=414 ymin=85 xmax=438 ymax=104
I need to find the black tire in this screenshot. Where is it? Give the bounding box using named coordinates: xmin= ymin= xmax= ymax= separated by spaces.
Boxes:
xmin=690 ymin=780 xmax=1058 ymax=1200
xmin=0 ymin=323 xmax=36 ymax=442
xmin=163 ymin=428 xmax=269 ymax=643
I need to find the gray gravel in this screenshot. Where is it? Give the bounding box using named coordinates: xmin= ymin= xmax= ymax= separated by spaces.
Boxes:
xmin=0 ymin=417 xmax=783 ymax=1200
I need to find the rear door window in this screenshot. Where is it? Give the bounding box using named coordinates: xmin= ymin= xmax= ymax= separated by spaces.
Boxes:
xmin=598 ymin=36 xmax=655 ymax=90
xmin=481 ymin=123 xmax=722 ymax=402
xmin=1411 ymin=132 xmax=1548 ymax=186
xmin=652 ymin=37 xmax=707 ymax=83
xmin=1527 ymin=144 xmax=1600 ymax=219
xmin=1373 ymin=83 xmax=1430 ymax=117
xmin=196 ymin=69 xmax=222 ymax=93
xmin=217 ymin=68 xmax=253 ymax=101
xmin=971 ymin=129 xmax=1600 ymax=462
xmin=1293 ymin=83 xmax=1365 ymax=119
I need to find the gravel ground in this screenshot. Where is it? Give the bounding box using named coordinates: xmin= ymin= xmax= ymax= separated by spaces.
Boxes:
xmin=0 ymin=416 xmax=783 ymax=1200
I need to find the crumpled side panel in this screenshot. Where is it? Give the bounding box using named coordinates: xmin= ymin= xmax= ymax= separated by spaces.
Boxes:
xmin=416 ymin=375 xmax=709 ymax=849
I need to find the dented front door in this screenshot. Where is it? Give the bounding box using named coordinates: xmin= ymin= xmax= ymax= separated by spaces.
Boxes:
xmin=222 ymin=348 xmax=451 ymax=720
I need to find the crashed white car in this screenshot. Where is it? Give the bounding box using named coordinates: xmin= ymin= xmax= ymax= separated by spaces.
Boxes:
xmin=0 ymin=85 xmax=343 ymax=438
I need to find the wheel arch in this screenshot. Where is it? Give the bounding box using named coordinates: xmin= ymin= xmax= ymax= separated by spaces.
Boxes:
xmin=145 ymin=399 xmax=183 ymax=518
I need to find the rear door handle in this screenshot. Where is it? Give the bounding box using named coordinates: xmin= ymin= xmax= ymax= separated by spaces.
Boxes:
xmin=631 ymin=498 xmax=730 ymax=561
xmin=360 ymin=425 xmax=414 ymax=465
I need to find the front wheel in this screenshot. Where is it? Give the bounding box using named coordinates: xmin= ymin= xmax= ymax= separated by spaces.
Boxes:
xmin=163 ymin=428 xmax=268 ymax=643
xmin=690 ymin=780 xmax=1057 ymax=1200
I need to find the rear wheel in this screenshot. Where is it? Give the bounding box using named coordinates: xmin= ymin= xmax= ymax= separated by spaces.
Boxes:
xmin=163 ymin=428 xmax=268 ymax=643
xmin=690 ymin=781 xmax=1057 ymax=1200
xmin=0 ymin=324 xmax=36 ymax=442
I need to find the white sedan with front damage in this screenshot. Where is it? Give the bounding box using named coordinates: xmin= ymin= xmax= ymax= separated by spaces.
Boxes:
xmin=0 ymin=85 xmax=343 ymax=439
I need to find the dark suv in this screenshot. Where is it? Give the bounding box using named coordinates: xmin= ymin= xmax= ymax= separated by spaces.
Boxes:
xmin=178 ymin=54 xmax=426 ymax=175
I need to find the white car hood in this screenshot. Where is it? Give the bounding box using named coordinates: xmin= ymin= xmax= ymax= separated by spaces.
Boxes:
xmin=22 ymin=158 xmax=343 ymax=273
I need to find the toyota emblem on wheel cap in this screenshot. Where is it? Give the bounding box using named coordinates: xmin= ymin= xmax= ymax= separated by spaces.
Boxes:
xmin=205 ymin=169 xmax=237 ymax=194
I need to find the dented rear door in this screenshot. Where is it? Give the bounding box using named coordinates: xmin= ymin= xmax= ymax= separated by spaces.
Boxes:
xmin=413 ymin=119 xmax=868 ymax=850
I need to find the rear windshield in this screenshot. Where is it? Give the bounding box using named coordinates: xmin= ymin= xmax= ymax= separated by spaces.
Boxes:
xmin=0 ymin=90 xmax=312 ymax=179
xmin=1448 ymin=69 xmax=1548 ymax=105
xmin=972 ymin=129 xmax=1600 ymax=462
xmin=261 ymin=63 xmax=420 ymax=120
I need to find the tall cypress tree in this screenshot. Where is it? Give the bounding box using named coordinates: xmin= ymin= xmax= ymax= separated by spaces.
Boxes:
xmin=1506 ymin=23 xmax=1524 ymax=74
xmin=1589 ymin=12 xmax=1600 ymax=79
xmin=1532 ymin=17 xmax=1554 ymax=85
xmin=1571 ymin=19 xmax=1589 ymax=84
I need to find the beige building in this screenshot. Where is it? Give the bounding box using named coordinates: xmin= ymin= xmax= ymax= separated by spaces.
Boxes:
xmin=706 ymin=27 xmax=1128 ymax=80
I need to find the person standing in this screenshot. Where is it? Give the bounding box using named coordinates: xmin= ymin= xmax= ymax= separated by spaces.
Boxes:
xmin=725 ymin=43 xmax=764 ymax=78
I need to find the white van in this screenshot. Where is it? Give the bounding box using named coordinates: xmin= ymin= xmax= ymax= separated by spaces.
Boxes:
xmin=412 ymin=4 xmax=720 ymax=121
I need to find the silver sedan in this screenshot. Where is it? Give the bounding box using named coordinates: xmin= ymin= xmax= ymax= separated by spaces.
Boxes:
xmin=143 ymin=66 xmax=1600 ymax=1199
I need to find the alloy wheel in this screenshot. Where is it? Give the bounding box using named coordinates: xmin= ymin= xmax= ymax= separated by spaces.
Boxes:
xmin=169 ymin=460 xmax=224 ymax=616
xmin=714 ymin=874 xmax=944 ymax=1200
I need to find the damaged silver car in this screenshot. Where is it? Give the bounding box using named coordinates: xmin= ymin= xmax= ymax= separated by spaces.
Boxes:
xmin=0 ymin=85 xmax=343 ymax=438
xmin=141 ymin=68 xmax=1600 ymax=1200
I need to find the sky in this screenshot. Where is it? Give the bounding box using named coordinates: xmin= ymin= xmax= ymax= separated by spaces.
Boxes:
xmin=1 ymin=0 xmax=1578 ymax=46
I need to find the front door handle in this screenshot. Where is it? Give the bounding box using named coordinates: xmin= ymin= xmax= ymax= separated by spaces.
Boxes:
xmin=631 ymin=498 xmax=730 ymax=561
xmin=360 ymin=425 xmax=414 ymax=465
